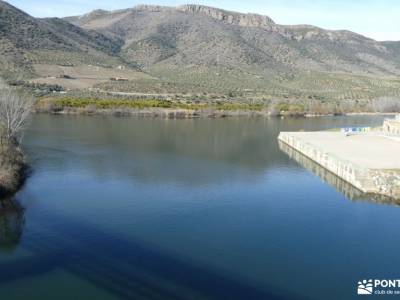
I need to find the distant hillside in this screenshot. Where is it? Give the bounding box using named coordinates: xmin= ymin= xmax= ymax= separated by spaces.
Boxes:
xmin=0 ymin=0 xmax=125 ymax=78
xmin=66 ymin=4 xmax=400 ymax=76
xmin=64 ymin=4 xmax=400 ymax=100
xmin=1 ymin=2 xmax=400 ymax=102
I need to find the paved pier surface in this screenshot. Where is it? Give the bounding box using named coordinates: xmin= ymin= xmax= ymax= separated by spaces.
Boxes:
xmin=278 ymin=132 xmax=400 ymax=199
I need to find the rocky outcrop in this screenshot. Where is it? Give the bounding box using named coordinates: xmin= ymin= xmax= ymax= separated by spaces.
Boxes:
xmin=177 ymin=5 xmax=276 ymax=28
xmin=132 ymin=4 xmax=277 ymax=28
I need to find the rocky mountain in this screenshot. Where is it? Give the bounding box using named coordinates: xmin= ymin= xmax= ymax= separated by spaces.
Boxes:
xmin=1 ymin=2 xmax=400 ymax=101
xmin=0 ymin=0 xmax=124 ymax=78
xmin=66 ymin=4 xmax=400 ymax=76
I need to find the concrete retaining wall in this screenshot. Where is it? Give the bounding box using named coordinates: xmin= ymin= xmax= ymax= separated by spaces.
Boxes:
xmin=278 ymin=132 xmax=400 ymax=199
xmin=383 ymin=118 xmax=400 ymax=135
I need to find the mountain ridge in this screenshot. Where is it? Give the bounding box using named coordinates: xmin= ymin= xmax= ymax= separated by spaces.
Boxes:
xmin=65 ymin=4 xmax=400 ymax=76
xmin=1 ymin=1 xmax=400 ymax=102
xmin=67 ymin=4 xmax=386 ymax=41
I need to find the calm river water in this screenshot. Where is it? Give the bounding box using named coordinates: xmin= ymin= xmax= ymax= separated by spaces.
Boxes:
xmin=0 ymin=114 xmax=397 ymax=300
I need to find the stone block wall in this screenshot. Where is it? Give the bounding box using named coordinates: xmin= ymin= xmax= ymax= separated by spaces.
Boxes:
xmin=383 ymin=117 xmax=400 ymax=135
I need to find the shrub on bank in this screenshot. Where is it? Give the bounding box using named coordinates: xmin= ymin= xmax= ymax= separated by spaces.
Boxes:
xmin=0 ymin=143 xmax=25 ymax=196
xmin=0 ymin=87 xmax=34 ymax=196
xmin=38 ymin=97 xmax=267 ymax=112
xmin=38 ymin=95 xmax=400 ymax=117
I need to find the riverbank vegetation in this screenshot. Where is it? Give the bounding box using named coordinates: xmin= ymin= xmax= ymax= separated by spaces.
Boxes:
xmin=36 ymin=97 xmax=268 ymax=118
xmin=0 ymin=86 xmax=35 ymax=196
xmin=36 ymin=95 xmax=400 ymax=118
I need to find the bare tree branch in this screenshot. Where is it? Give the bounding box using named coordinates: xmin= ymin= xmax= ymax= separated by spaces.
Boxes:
xmin=0 ymin=86 xmax=35 ymax=146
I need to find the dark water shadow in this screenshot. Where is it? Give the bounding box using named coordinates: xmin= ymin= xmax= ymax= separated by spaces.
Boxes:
xmin=0 ymin=211 xmax=310 ymax=300
xmin=0 ymin=162 xmax=32 ymax=200
xmin=279 ymin=141 xmax=400 ymax=206
xmin=0 ymin=198 xmax=25 ymax=253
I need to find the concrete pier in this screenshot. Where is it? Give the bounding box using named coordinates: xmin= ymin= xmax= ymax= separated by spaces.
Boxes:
xmin=278 ymin=131 xmax=400 ymax=199
xmin=383 ymin=115 xmax=400 ymax=135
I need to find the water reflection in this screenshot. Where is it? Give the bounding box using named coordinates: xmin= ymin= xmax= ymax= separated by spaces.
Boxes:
xmin=2 ymin=114 xmax=394 ymax=299
xmin=0 ymin=198 xmax=25 ymax=252
xmin=25 ymin=117 xmax=287 ymax=186
xmin=3 ymin=212 xmax=303 ymax=300
xmin=24 ymin=115 xmax=388 ymax=187
xmin=279 ymin=141 xmax=400 ymax=206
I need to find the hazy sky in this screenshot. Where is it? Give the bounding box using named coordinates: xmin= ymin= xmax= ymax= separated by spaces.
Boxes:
xmin=6 ymin=0 xmax=400 ymax=41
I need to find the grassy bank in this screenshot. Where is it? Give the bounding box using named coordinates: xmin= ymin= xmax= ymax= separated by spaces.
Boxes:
xmin=36 ymin=96 xmax=400 ymax=118
xmin=37 ymin=97 xmax=271 ymax=118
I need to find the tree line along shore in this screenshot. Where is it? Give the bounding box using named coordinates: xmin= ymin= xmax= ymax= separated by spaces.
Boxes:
xmin=36 ymin=95 xmax=400 ymax=118
xmin=1 ymin=83 xmax=399 ymax=197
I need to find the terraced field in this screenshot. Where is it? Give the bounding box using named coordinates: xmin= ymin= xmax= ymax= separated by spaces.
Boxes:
xmin=31 ymin=64 xmax=155 ymax=89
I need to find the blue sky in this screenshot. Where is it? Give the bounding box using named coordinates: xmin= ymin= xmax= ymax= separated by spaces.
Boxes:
xmin=6 ymin=0 xmax=400 ymax=41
